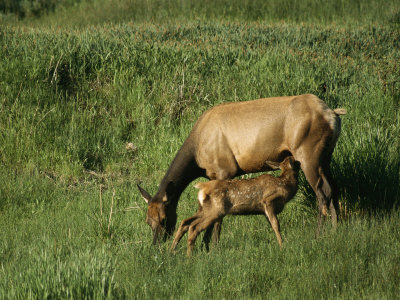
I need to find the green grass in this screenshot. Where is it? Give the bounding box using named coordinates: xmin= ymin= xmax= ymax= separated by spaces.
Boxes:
xmin=1 ymin=0 xmax=400 ymax=298
xmin=1 ymin=187 xmax=400 ymax=298
xmin=2 ymin=0 xmax=399 ymax=26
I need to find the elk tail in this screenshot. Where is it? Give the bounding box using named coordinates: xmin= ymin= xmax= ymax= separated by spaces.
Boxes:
xmin=333 ymin=108 xmax=347 ymax=116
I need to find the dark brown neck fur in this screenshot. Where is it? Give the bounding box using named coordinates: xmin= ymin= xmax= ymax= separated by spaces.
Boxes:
xmin=153 ymin=137 xmax=205 ymax=204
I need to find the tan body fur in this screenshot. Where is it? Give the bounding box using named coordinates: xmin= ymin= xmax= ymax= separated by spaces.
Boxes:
xmin=171 ymin=157 xmax=300 ymax=256
xmin=192 ymin=95 xmax=341 ymax=177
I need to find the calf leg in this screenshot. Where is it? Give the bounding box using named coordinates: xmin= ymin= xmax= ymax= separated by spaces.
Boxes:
xmin=202 ymin=219 xmax=223 ymax=251
xmin=204 ymin=161 xmax=238 ymax=246
xmin=202 ymin=224 xmax=213 ymax=251
xmin=187 ymin=215 xmax=222 ymax=256
xmin=171 ymin=212 xmax=201 ymax=251
xmin=264 ymin=202 xmax=283 ymax=247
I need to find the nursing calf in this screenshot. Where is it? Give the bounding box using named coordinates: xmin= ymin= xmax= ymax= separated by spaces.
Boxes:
xmin=171 ymin=156 xmax=301 ymax=256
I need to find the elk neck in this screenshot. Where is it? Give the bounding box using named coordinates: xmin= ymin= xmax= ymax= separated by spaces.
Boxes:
xmin=153 ymin=138 xmax=204 ymax=205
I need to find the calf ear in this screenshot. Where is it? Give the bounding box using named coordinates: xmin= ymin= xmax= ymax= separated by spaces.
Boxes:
xmin=265 ymin=161 xmax=281 ymax=171
xmin=137 ymin=184 xmax=152 ymax=204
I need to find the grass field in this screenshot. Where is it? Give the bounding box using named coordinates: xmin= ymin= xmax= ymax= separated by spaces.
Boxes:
xmin=1 ymin=0 xmax=400 ymax=298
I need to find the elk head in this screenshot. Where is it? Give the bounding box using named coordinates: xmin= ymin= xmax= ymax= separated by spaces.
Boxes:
xmin=137 ymin=183 xmax=177 ymax=245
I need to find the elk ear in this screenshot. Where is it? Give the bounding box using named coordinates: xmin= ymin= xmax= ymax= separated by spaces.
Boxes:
xmin=264 ymin=161 xmax=281 ymax=171
xmin=137 ymin=184 xmax=152 ymax=204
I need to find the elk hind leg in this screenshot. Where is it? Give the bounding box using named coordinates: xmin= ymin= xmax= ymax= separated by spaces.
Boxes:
xmin=321 ymin=162 xmax=339 ymax=227
xmin=300 ymin=161 xmax=333 ymax=233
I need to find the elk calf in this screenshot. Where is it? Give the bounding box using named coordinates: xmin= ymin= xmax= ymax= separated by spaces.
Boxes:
xmin=171 ymin=156 xmax=301 ymax=256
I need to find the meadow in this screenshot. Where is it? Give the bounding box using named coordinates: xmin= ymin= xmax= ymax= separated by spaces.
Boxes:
xmin=1 ymin=0 xmax=400 ymax=298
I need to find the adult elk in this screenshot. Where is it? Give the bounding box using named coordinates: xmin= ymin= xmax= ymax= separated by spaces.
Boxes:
xmin=138 ymin=94 xmax=346 ymax=245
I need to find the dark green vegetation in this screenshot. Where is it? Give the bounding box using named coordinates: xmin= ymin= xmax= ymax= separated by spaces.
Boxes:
xmin=1 ymin=0 xmax=400 ymax=298
xmin=1 ymin=0 xmax=400 ymax=25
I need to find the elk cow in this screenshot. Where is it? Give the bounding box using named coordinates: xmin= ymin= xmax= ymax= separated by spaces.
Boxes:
xmin=138 ymin=94 xmax=346 ymax=245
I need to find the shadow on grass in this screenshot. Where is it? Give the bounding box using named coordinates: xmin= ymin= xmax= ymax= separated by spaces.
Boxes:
xmin=334 ymin=155 xmax=400 ymax=213
xmin=297 ymin=152 xmax=400 ymax=216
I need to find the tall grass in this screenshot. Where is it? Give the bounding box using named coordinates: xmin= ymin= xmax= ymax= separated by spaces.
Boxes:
xmin=1 ymin=0 xmax=400 ymax=297
xmin=2 ymin=0 xmax=399 ymax=26
xmin=1 ymin=22 xmax=399 ymax=210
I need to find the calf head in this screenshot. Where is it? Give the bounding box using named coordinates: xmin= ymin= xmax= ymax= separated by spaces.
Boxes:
xmin=265 ymin=156 xmax=301 ymax=173
xmin=280 ymin=156 xmax=301 ymax=172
